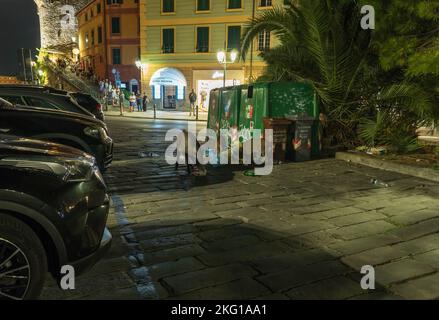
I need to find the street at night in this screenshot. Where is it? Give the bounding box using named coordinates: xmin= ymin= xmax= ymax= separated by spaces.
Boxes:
xmin=38 ymin=117 xmax=439 ymax=300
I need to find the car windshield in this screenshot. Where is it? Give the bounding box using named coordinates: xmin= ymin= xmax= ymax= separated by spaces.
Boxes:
xmin=0 ymin=97 xmax=13 ymax=109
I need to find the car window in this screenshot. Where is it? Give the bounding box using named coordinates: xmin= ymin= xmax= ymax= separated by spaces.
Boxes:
xmin=23 ymin=96 xmax=61 ymax=110
xmin=0 ymin=97 xmax=13 ymax=108
xmin=0 ymin=95 xmax=26 ymax=105
xmin=71 ymin=93 xmax=95 ymax=107
xmin=65 ymin=96 xmax=92 ymax=115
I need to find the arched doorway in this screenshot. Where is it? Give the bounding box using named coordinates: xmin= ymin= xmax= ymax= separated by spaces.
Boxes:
xmin=130 ymin=79 xmax=139 ymax=93
xmin=149 ymin=68 xmax=187 ymax=109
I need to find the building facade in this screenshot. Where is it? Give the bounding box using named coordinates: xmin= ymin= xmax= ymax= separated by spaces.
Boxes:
xmin=139 ymin=0 xmax=282 ymax=110
xmin=77 ymin=0 xmax=141 ymax=92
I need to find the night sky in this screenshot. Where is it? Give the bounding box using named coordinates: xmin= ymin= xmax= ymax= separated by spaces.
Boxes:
xmin=0 ymin=0 xmax=40 ymax=76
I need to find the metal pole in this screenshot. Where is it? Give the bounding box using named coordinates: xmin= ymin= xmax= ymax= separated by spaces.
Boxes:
xmin=119 ymin=95 xmax=123 ymax=116
xmin=249 ymin=0 xmax=256 ymax=82
xmin=21 ymin=48 xmax=28 ymax=83
xmin=196 ymin=104 xmax=199 ymax=121
xmin=223 ymin=62 xmax=227 ymax=88
xmin=154 ymin=103 xmax=157 ymax=119
xmin=29 ymin=49 xmax=34 ymax=84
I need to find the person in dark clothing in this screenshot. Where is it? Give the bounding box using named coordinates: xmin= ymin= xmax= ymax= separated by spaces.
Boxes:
xmin=189 ymin=89 xmax=197 ymax=117
xmin=136 ymin=92 xmax=142 ymax=112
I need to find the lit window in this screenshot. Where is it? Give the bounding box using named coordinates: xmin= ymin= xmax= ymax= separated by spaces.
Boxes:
xmin=258 ymin=31 xmax=270 ymax=51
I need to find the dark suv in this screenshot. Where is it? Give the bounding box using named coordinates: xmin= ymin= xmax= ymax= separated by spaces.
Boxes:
xmin=0 ymin=85 xmax=94 ymax=118
xmin=0 ymin=135 xmax=112 ymax=300
xmin=69 ymin=92 xmax=105 ymax=121
xmin=0 ymin=97 xmax=113 ymax=171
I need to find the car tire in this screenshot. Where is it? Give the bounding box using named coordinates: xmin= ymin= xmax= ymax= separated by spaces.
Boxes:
xmin=0 ymin=214 xmax=48 ymax=300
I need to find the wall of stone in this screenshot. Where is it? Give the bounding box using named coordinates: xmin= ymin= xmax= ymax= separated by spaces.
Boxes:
xmin=35 ymin=0 xmax=89 ymax=50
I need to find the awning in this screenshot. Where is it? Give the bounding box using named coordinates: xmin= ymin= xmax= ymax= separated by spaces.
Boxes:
xmin=149 ymin=68 xmax=187 ymax=87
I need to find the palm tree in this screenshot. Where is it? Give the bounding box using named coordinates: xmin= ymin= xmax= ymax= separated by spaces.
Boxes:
xmin=241 ymin=0 xmax=435 ymax=146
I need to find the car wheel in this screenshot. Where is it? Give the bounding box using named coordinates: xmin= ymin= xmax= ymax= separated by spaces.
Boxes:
xmin=0 ymin=214 xmax=48 ymax=300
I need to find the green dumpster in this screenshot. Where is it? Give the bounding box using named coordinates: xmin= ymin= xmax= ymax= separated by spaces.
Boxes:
xmin=207 ymin=81 xmax=321 ymax=159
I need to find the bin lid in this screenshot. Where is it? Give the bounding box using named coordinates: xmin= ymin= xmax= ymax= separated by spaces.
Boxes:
xmin=285 ymin=115 xmax=317 ymax=121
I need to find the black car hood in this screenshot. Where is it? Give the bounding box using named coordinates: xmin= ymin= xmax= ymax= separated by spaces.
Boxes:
xmin=12 ymin=104 xmax=107 ymax=129
xmin=0 ymin=135 xmax=98 ymax=181
xmin=0 ymin=135 xmax=93 ymax=160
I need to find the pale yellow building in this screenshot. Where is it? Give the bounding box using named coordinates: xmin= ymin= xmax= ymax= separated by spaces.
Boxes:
xmin=139 ymin=0 xmax=283 ymax=110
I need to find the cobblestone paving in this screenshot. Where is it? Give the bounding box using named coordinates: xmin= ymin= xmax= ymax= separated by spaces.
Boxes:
xmin=42 ymin=117 xmax=439 ymax=300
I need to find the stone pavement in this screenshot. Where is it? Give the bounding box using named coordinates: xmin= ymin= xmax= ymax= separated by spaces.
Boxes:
xmin=42 ymin=117 xmax=439 ymax=300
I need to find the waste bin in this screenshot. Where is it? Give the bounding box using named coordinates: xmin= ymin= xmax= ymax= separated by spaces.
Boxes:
xmin=263 ymin=118 xmax=292 ymax=162
xmin=286 ymin=117 xmax=315 ymax=162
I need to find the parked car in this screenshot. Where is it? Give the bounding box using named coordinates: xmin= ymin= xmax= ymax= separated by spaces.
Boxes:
xmin=0 ymin=97 xmax=113 ymax=171
xmin=0 ymin=135 xmax=112 ymax=300
xmin=0 ymin=85 xmax=94 ymax=118
xmin=69 ymin=92 xmax=105 ymax=121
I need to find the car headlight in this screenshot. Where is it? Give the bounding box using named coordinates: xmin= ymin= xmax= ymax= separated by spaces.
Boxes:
xmin=84 ymin=127 xmax=104 ymax=139
xmin=62 ymin=158 xmax=95 ymax=182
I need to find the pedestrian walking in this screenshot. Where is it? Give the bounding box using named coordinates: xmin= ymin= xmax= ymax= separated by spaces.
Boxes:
xmin=136 ymin=92 xmax=143 ymax=112
xmin=129 ymin=92 xmax=136 ymax=112
xmin=189 ymin=89 xmax=197 ymax=117
xmin=119 ymin=90 xmax=125 ymax=115
xmin=142 ymin=93 xmax=149 ymax=112
xmin=111 ymin=88 xmax=118 ymax=106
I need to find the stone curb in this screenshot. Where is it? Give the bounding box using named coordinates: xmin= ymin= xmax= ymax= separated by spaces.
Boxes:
xmin=105 ymin=114 xmax=207 ymax=122
xmin=336 ymin=151 xmax=439 ymax=183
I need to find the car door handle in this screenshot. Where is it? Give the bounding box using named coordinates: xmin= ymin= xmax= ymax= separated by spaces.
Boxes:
xmin=0 ymin=128 xmax=10 ymax=133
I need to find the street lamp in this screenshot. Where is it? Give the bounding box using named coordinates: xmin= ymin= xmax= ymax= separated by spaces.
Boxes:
xmin=217 ymin=50 xmax=238 ymax=87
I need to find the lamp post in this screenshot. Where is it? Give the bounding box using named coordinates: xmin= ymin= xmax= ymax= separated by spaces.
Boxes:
xmin=217 ymin=50 xmax=238 ymax=88
xmin=135 ymin=59 xmax=149 ymax=91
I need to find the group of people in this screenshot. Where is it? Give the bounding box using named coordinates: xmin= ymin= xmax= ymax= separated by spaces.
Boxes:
xmin=128 ymin=92 xmax=150 ymax=113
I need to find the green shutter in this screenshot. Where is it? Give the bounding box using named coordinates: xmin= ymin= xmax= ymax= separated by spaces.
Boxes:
xmin=197 ymin=27 xmax=209 ymax=52
xmin=197 ymin=0 xmax=210 ymax=11
xmin=163 ymin=28 xmax=174 ymax=53
xmin=163 ymin=0 xmax=174 ymax=12
xmin=112 ymin=48 xmax=121 ymax=64
xmin=228 ymin=0 xmax=241 ymax=9
xmin=227 ymin=26 xmax=241 ymax=51
xmin=111 ymin=17 xmax=120 ymax=34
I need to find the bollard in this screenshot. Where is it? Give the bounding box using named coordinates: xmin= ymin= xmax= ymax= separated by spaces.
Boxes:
xmin=119 ymin=99 xmax=123 ymax=116
xmin=154 ymin=104 xmax=157 ymax=119
xmin=196 ymin=104 xmax=199 ymax=121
